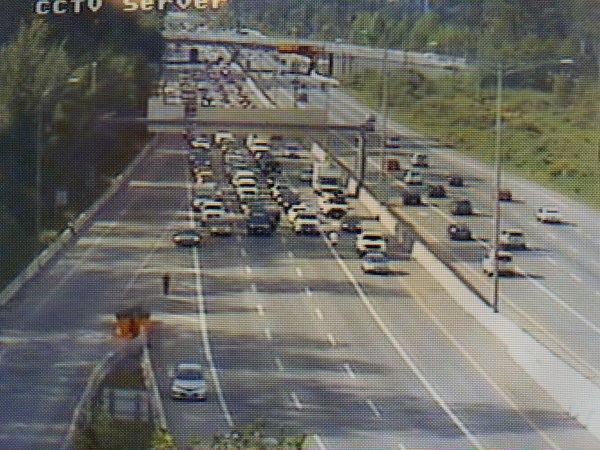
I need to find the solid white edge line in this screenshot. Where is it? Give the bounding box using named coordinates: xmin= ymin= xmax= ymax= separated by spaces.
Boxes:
xmin=326 ymin=333 xmax=337 ymax=347
xmin=275 ymin=357 xmax=284 ymax=372
xmin=343 ymin=363 xmax=356 ymax=379
xmin=322 ymin=235 xmax=483 ymax=449
xmin=188 ymin=187 xmax=234 ymax=428
xmin=264 ymin=328 xmax=273 ymax=340
xmin=314 ymin=307 xmax=324 ymax=321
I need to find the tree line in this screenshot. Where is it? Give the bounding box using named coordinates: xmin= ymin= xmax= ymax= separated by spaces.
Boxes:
xmin=0 ymin=6 xmax=163 ymax=286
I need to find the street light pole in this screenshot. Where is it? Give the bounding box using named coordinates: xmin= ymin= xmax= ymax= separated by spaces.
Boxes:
xmin=35 ymin=90 xmax=50 ymax=242
xmin=493 ymin=66 xmax=503 ymax=313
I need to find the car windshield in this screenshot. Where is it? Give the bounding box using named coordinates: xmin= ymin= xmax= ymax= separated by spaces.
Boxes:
xmin=498 ymin=255 xmax=513 ymax=262
xmin=298 ymin=214 xmax=317 ymax=220
xmin=176 ymin=368 xmax=203 ymax=381
xmin=363 ymin=235 xmax=382 ymax=241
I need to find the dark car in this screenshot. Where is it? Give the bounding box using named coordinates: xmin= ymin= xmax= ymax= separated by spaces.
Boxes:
xmin=447 ymin=223 xmax=472 ymax=241
xmin=246 ymin=212 xmax=275 ymax=235
xmin=498 ymin=189 xmax=513 ymax=202
xmin=451 ymin=199 xmax=473 ymax=216
xmin=448 ymin=175 xmax=464 ymax=187
xmin=401 ymin=190 xmax=422 ymax=206
xmin=428 ymin=184 xmax=446 ymax=198
xmin=278 ymin=190 xmax=302 ymax=210
xmin=341 ymin=216 xmax=362 ymax=233
xmin=172 ymin=230 xmax=201 ymax=246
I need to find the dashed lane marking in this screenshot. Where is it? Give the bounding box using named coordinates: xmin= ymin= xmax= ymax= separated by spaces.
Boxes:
xmin=275 ymin=357 xmax=284 ymax=372
xmin=366 ymin=399 xmax=382 ymax=419
xmin=327 ymin=333 xmax=337 ymax=347
xmin=314 ymin=308 xmax=323 ymax=321
xmin=264 ymin=328 xmax=272 ymax=341
xmin=295 ymin=267 xmax=304 ymax=277
xmin=290 ymin=392 xmax=303 ymax=410
xmin=343 ymin=363 xmax=356 ymax=379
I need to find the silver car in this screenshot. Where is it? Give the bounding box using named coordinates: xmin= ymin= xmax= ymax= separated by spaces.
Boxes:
xmin=360 ymin=252 xmax=392 ymax=274
xmin=170 ymin=363 xmax=207 ymax=401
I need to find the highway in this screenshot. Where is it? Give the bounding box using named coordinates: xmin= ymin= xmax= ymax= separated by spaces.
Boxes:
xmin=261 ymin=79 xmax=600 ymax=382
xmin=146 ymin=130 xmax=598 ymax=448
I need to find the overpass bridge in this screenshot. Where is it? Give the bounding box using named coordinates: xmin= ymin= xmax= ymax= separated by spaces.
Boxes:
xmin=163 ymin=30 xmax=468 ymax=77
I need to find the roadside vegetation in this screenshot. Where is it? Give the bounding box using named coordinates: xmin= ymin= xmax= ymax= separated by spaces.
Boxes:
xmin=344 ymin=67 xmax=600 ymax=208
xmin=0 ymin=8 xmax=163 ymax=288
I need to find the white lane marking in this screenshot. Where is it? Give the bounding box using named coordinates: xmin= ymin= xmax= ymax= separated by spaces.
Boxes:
xmin=275 ymin=357 xmax=284 ymax=372
xmin=418 ymin=210 xmax=429 ymax=218
xmin=462 ymin=263 xmax=600 ymax=379
xmin=290 ymin=392 xmax=303 ymax=410
xmin=245 ymin=265 xmax=252 ymax=274
xmin=545 ymin=257 xmax=558 ymax=266
xmin=343 ymin=363 xmax=356 ymax=379
xmin=366 ymin=399 xmax=382 ymax=419
xmin=596 ymin=291 xmax=600 ymax=298
xmin=0 ymin=349 xmax=8 ymax=365
xmin=288 ymin=251 xmax=295 ymax=259
xmin=547 ymin=232 xmax=558 ymax=240
xmin=281 ymin=236 xmax=287 ymax=244
xmin=526 ymin=276 xmax=600 ymax=336
xmin=567 ymin=246 xmax=580 ymax=255
xmin=569 ymin=273 xmax=583 ymax=283
xmin=240 ymin=248 xmax=247 ymax=257
xmin=314 ymin=308 xmax=324 ymax=321
xmin=305 ymin=287 xmax=313 ymax=297
xmin=397 ymin=443 xmax=407 ymax=450
xmin=295 ymin=267 xmax=304 ymax=277
xmin=188 ymin=204 xmax=234 ymax=427
xmin=323 ymin=237 xmax=483 ymax=449
xmin=400 ymin=269 xmax=561 ymax=449
xmin=313 ymin=434 xmax=326 ymax=450
xmin=236 ymin=235 xmax=242 ymax=243
xmin=250 ymin=283 xmax=257 ymax=293
xmin=256 ymin=304 xmax=265 ymax=317
xmin=326 ymin=333 xmax=337 ymax=347
xmin=264 ymin=328 xmax=272 ymax=340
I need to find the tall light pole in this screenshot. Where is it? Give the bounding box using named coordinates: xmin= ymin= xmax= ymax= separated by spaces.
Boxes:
xmin=490 ymin=58 xmax=574 ymax=313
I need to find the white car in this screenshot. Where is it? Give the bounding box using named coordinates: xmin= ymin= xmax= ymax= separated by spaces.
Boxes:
xmin=499 ymin=229 xmax=526 ymax=250
xmin=200 ymin=201 xmax=226 ymax=222
xmin=361 ymin=252 xmax=392 ymax=274
xmin=170 ymin=363 xmax=207 ymax=401
xmin=483 ymin=250 xmax=515 ymax=276
xmin=536 ymin=207 xmax=562 ymax=224
xmin=356 ymin=231 xmax=386 ymax=256
xmin=293 ymin=212 xmax=320 ymax=234
xmin=410 ymin=153 xmax=428 ymax=167
xmin=287 ymin=204 xmax=308 ymax=222
xmin=384 ymin=136 xmax=403 ymax=148
xmin=404 ymin=170 xmax=423 ymax=185
xmin=190 ymin=137 xmax=211 ymax=150
xmin=237 ymin=186 xmax=258 ymax=202
xmin=214 ymin=131 xmax=234 ymax=145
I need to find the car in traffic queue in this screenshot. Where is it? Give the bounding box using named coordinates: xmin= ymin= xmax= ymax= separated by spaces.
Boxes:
xmin=172 ymin=230 xmax=201 ymax=247
xmin=170 ymin=363 xmax=207 ymax=401
xmin=404 ymin=170 xmax=423 ymax=186
xmin=293 ymin=212 xmax=320 ymax=234
xmin=410 ymin=153 xmax=429 ymax=168
xmin=356 ymin=229 xmax=386 ymax=256
xmin=246 ymin=211 xmax=275 ymax=235
xmin=448 ymin=175 xmax=464 ymax=187
xmin=190 ymin=136 xmax=211 ymax=150
xmin=428 ymin=184 xmax=446 ymax=198
xmin=447 ymin=223 xmax=472 ymax=241
xmin=401 ymin=190 xmax=422 ymax=206
xmin=451 ymin=199 xmax=473 ymax=216
xmin=360 ymin=252 xmax=392 ymax=274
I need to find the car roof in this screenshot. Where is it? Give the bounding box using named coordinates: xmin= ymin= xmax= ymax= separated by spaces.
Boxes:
xmin=176 ymin=363 xmax=203 ymax=371
xmin=364 ymin=252 xmax=387 ymax=258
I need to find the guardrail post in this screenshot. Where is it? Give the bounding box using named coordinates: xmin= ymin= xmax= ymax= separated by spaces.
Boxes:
xmin=355 ymin=129 xmax=367 ymax=197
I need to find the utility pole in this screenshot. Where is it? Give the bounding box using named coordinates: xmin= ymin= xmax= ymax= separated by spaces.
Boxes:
xmin=493 ymin=66 xmax=503 ymax=313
